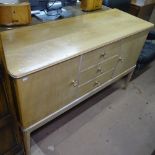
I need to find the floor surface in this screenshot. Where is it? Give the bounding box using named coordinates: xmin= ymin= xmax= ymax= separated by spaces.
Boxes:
xmin=31 ymin=61 xmax=155 ymax=155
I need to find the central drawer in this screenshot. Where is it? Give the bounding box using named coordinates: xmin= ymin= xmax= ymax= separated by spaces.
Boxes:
xmin=80 ymin=41 xmax=121 ymax=70
xmin=78 ymin=70 xmax=113 ymax=97
xmin=79 ymin=56 xmax=119 ymax=85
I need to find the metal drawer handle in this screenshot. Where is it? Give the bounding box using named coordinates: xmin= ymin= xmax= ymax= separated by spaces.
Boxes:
xmin=97 ymin=67 xmax=102 ymax=72
xmin=100 ymin=52 xmax=106 ymax=58
xmin=94 ymin=81 xmax=101 ymax=87
xmin=119 ymin=57 xmax=124 ymax=62
xmin=72 ymin=80 xmax=78 ymax=87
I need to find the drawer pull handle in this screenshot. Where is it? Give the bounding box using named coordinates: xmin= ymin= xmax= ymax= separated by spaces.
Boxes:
xmin=119 ymin=57 xmax=124 ymax=62
xmin=100 ymin=53 xmax=106 ymax=58
xmin=72 ymin=80 xmax=78 ymax=87
xmin=97 ymin=67 xmax=102 ymax=72
xmin=94 ymin=81 xmax=100 ymax=87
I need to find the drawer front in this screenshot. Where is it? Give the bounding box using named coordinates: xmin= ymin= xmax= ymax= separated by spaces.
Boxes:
xmin=79 ymin=56 xmax=118 ymax=85
xmin=80 ymin=41 xmax=121 ymax=70
xmin=15 ymin=57 xmax=80 ymax=128
xmin=78 ymin=70 xmax=113 ymax=97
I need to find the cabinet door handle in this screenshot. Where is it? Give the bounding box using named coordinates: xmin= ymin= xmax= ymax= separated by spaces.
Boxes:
xmin=72 ymin=80 xmax=78 ymax=87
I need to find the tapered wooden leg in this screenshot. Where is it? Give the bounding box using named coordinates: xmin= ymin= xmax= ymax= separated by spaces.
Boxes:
xmin=23 ymin=131 xmax=31 ymax=155
xmin=123 ymin=70 xmax=134 ymax=89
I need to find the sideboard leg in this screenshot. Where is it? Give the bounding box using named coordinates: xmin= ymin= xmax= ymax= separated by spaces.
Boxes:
xmin=23 ymin=131 xmax=31 ymax=155
xmin=123 ymin=70 xmax=134 ymax=89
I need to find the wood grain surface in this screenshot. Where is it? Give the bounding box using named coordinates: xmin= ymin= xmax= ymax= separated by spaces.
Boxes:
xmin=0 ymin=2 xmax=31 ymax=26
xmin=0 ymin=9 xmax=154 ymax=78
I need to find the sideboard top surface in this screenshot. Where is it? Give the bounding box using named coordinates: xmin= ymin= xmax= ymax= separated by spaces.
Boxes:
xmin=0 ymin=9 xmax=154 ymax=78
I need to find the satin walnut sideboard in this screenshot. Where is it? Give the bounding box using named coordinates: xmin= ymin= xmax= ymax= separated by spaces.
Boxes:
xmin=0 ymin=9 xmax=154 ymax=154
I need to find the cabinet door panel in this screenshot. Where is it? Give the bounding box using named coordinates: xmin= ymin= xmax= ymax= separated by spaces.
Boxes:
xmin=15 ymin=57 xmax=80 ymax=128
xmin=114 ymin=32 xmax=147 ymax=76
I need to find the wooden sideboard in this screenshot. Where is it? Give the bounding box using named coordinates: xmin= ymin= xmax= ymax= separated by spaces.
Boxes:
xmin=0 ymin=9 xmax=153 ymax=154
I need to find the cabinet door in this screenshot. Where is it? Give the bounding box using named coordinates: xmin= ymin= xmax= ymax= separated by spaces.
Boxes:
xmin=113 ymin=32 xmax=148 ymax=76
xmin=14 ymin=57 xmax=80 ymax=128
